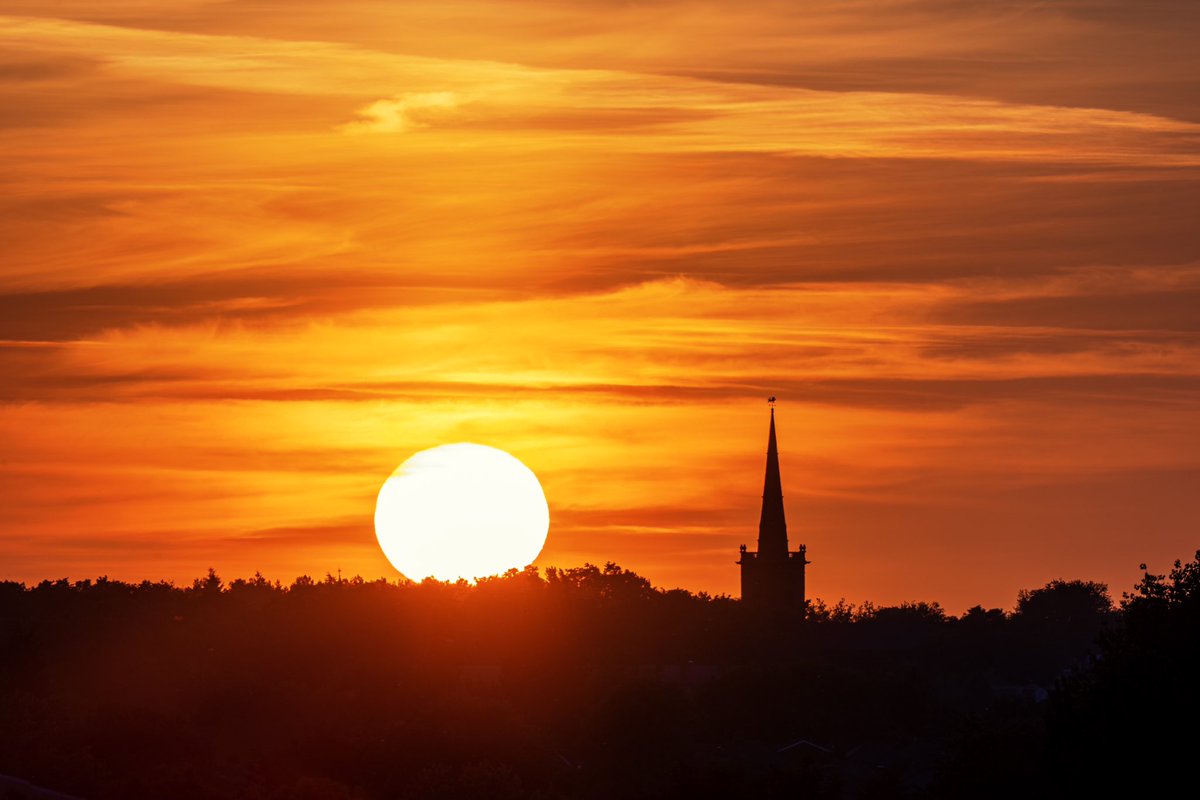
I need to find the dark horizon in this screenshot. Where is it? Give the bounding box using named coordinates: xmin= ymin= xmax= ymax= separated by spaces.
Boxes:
xmin=3 ymin=553 xmax=1197 ymax=798
xmin=4 ymin=0 xmax=1199 ymax=609
xmin=0 ymin=553 xmax=1169 ymax=618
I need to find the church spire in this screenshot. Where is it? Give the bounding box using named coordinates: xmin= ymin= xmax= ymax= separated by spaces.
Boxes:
xmin=738 ymin=398 xmax=808 ymax=615
xmin=757 ymin=402 xmax=789 ymax=557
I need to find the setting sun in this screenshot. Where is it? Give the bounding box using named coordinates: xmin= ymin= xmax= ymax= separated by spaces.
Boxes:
xmin=374 ymin=443 xmax=550 ymax=582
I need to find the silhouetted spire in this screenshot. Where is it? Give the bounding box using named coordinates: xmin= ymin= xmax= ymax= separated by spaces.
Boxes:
xmin=757 ymin=405 xmax=789 ymax=557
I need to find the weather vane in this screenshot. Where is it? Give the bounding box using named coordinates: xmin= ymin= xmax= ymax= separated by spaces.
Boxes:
xmin=768 ymin=395 xmax=776 ymax=407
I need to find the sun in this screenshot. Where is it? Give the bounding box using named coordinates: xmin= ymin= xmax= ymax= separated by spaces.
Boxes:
xmin=374 ymin=443 xmax=550 ymax=582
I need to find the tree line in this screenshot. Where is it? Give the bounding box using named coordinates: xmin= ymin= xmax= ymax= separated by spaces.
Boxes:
xmin=0 ymin=553 xmax=1196 ymax=799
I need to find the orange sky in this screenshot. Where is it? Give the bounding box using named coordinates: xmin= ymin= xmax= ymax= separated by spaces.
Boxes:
xmin=2 ymin=1 xmax=1199 ymax=611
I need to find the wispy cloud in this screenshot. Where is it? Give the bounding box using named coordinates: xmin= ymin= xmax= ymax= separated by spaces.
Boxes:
xmin=340 ymin=91 xmax=462 ymax=134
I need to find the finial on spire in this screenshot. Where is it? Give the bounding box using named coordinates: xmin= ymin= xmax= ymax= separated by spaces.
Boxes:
xmin=768 ymin=395 xmax=776 ymax=408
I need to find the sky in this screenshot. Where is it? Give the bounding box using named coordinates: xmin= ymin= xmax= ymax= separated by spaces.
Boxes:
xmin=2 ymin=0 xmax=1199 ymax=611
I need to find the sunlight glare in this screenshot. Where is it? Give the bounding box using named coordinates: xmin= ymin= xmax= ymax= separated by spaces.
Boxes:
xmin=374 ymin=443 xmax=550 ymax=582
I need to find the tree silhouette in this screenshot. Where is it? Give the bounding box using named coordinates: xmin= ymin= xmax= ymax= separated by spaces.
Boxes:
xmin=0 ymin=558 xmax=1187 ymax=799
xmin=1015 ymin=579 xmax=1111 ymax=626
xmin=1044 ymin=551 xmax=1200 ymax=795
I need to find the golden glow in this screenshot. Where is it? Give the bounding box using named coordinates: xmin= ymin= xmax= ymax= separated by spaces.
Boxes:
xmin=2 ymin=1 xmax=1199 ymax=610
xmin=374 ymin=444 xmax=549 ymax=582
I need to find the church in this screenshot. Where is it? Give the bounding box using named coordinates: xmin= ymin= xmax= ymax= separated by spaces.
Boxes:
xmin=737 ymin=400 xmax=809 ymax=615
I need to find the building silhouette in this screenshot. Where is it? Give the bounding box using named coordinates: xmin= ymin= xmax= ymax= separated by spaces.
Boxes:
xmin=738 ymin=401 xmax=809 ymax=615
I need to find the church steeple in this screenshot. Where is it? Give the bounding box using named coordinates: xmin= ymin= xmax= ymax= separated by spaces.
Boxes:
xmin=757 ymin=405 xmax=789 ymax=558
xmin=738 ymin=398 xmax=808 ymax=617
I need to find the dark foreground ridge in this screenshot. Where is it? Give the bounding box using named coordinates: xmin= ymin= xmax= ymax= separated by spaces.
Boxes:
xmin=1 ymin=554 xmax=1197 ymax=800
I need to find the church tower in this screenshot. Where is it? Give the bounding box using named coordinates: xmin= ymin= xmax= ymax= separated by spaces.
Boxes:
xmin=737 ymin=399 xmax=809 ymax=615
